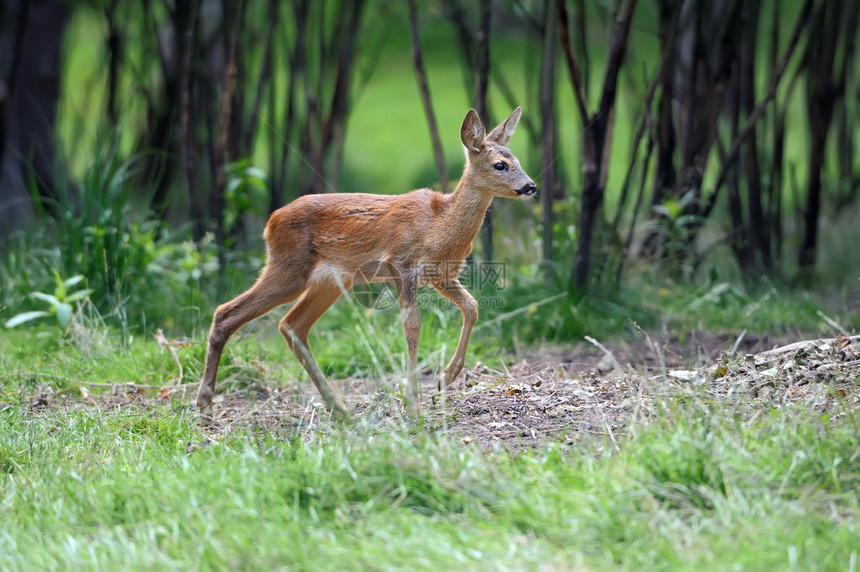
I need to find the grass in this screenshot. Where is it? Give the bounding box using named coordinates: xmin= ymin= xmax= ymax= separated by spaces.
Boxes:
xmin=2 ymin=254 xmax=857 ymax=569
xmin=0 ymin=379 xmax=857 ymax=569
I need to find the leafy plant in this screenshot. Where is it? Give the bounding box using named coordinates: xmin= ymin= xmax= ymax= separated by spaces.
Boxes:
xmin=224 ymin=158 xmax=268 ymax=230
xmin=647 ymin=191 xmax=703 ymax=277
xmin=4 ymin=270 xmax=92 ymax=331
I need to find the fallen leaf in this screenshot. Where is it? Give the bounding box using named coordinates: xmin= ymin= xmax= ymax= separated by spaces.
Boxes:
xmin=158 ymin=387 xmax=171 ymax=400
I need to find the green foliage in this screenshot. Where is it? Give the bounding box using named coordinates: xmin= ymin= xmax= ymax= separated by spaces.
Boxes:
xmin=4 ymin=270 xmax=91 ymax=332
xmin=224 ymin=158 xmax=269 ymax=231
xmin=646 ymin=191 xmax=704 ymax=278
xmin=0 ymin=144 xmax=239 ymax=335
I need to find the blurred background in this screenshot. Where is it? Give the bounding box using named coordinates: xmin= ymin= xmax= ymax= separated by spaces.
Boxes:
xmin=1 ymin=0 xmax=858 ymax=343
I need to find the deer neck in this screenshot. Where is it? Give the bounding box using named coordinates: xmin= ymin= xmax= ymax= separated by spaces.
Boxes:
xmin=439 ymin=172 xmax=494 ymax=251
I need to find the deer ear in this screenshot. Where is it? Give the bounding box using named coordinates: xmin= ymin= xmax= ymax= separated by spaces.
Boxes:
xmin=460 ymin=109 xmax=485 ymax=154
xmin=485 ymin=107 xmax=522 ymax=146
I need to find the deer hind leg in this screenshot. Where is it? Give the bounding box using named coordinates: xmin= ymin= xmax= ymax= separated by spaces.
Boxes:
xmin=394 ymin=271 xmax=421 ymax=415
xmin=432 ymin=279 xmax=478 ymax=390
xmin=279 ymin=284 xmax=349 ymax=417
xmin=196 ymin=267 xmax=304 ymax=412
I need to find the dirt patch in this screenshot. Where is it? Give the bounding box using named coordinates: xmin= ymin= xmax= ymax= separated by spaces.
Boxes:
xmin=15 ymin=335 xmax=860 ymax=449
xmin=443 ymin=334 xmax=859 ymax=447
xmin=193 ymin=333 xmax=860 ymax=447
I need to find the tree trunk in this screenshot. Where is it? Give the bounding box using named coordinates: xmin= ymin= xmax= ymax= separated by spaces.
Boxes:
xmin=0 ymin=0 xmax=30 ymax=235
xmin=475 ymin=0 xmax=493 ymax=261
xmin=104 ymin=1 xmax=121 ymax=125
xmin=725 ymin=64 xmax=753 ymax=272
xmin=539 ymin=0 xmax=558 ymax=265
xmin=561 ymin=0 xmax=638 ymax=292
xmin=651 ymin=0 xmax=678 ymax=208
xmin=798 ymin=0 xmax=857 ymax=276
xmin=407 ymin=0 xmax=449 ymax=195
xmin=0 ymin=0 xmax=69 ymax=231
xmin=739 ymin=0 xmax=768 ymax=270
xmin=179 ymin=0 xmax=203 ymax=239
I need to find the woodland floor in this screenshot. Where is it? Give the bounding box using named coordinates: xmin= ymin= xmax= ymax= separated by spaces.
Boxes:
xmin=23 ymin=333 xmax=860 ymax=450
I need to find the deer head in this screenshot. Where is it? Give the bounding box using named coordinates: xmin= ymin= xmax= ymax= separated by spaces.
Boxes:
xmin=460 ymin=107 xmax=537 ymax=199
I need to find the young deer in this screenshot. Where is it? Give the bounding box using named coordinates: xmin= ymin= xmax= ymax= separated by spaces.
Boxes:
xmin=196 ymin=107 xmax=535 ymax=417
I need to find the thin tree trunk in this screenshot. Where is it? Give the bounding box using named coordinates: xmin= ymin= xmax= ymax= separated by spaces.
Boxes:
xmin=104 ymin=1 xmax=121 ymax=125
xmin=560 ymin=0 xmax=639 ymax=292
xmin=242 ymin=0 xmax=278 ymax=153
xmin=2 ymin=0 xmax=69 ymax=220
xmin=700 ymin=0 xmax=812 ymax=220
xmin=739 ymin=0 xmax=768 ymax=269
xmin=539 ymin=0 xmax=558 ymax=265
xmin=724 ymin=68 xmax=752 ymax=271
xmin=650 ymin=0 xmax=678 ymax=209
xmin=475 ymin=0 xmax=493 ymax=261
xmin=406 ymin=0 xmax=449 ymax=194
xmin=767 ymin=0 xmax=783 ymax=263
xmin=574 ymin=0 xmax=589 ymax=91
xmin=440 ymin=0 xmax=476 ymax=96
xmin=0 ymin=0 xmax=31 ymax=234
xmin=321 ymin=0 xmax=365 ymax=194
xmin=616 ymin=133 xmax=654 ymax=287
xmin=798 ymin=0 xmax=856 ymax=276
xmin=179 ymin=0 xmax=203 ymax=239
xmin=613 ymin=0 xmax=679 ymax=233
xmin=210 ymin=0 xmax=243 ymax=268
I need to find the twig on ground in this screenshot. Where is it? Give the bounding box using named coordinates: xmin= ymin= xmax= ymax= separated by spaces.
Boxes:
xmin=585 ymin=335 xmax=626 ymax=372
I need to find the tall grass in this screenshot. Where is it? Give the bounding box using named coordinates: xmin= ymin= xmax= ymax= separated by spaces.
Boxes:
xmin=0 ymin=393 xmax=857 ymax=569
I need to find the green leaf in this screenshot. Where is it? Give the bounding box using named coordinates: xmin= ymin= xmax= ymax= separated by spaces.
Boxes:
xmin=65 ymin=289 xmax=93 ymax=303
xmin=63 ymin=275 xmax=85 ymax=289
xmin=245 ymin=167 xmax=267 ymax=181
xmin=53 ymin=269 xmax=66 ymax=299
xmin=31 ymin=292 xmax=60 ymax=306
xmin=5 ymin=311 xmax=52 ymax=328
xmin=226 ymin=178 xmax=242 ymax=196
xmin=56 ymin=303 xmax=72 ymax=330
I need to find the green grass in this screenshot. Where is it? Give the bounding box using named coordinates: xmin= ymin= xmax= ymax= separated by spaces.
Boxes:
xmin=2 ymin=266 xmax=857 ymax=570
xmin=0 ymin=385 xmax=857 ymax=569
xmin=3 ymin=263 xmax=854 ymax=394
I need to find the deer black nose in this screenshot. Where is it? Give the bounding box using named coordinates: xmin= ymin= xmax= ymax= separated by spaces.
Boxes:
xmin=517 ymin=183 xmax=537 ymax=196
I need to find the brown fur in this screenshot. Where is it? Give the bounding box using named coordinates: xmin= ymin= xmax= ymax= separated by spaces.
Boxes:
xmin=196 ymin=108 xmax=535 ymax=417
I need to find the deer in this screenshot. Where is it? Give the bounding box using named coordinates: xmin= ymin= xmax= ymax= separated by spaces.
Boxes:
xmin=195 ymin=107 xmax=536 ymax=417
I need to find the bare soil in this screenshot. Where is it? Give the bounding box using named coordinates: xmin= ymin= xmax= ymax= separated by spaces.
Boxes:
xmin=27 ymin=333 xmax=859 ymax=450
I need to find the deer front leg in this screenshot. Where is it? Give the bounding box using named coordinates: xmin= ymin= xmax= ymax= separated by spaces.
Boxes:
xmin=394 ymin=271 xmax=421 ymax=415
xmin=279 ymin=285 xmax=349 ymax=418
xmin=432 ymin=279 xmax=478 ymax=390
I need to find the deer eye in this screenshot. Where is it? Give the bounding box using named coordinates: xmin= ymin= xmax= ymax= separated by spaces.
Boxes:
xmin=493 ymin=162 xmax=507 ymax=171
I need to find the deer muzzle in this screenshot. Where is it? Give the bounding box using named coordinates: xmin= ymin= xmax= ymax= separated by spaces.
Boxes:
xmin=517 ymin=183 xmax=537 ymax=196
